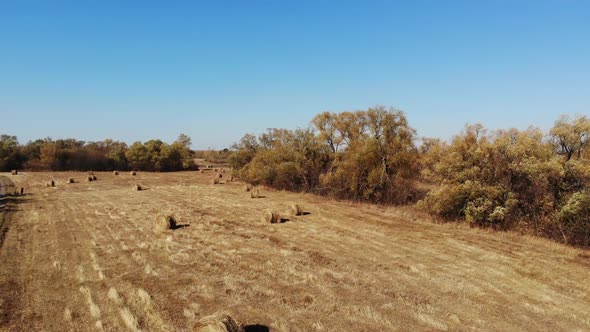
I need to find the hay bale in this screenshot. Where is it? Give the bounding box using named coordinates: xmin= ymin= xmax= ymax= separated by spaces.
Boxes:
xmin=216 ymin=173 xmax=223 ymax=179
xmin=130 ymin=171 xmax=137 ymax=176
xmin=134 ymin=184 xmax=142 ymax=191
xmin=229 ymin=176 xmax=234 ymax=182
xmin=155 ymin=215 xmax=176 ymax=232
xmin=262 ymin=209 xmax=280 ymax=224
xmin=212 ymin=177 xmax=220 ymax=185
xmin=113 ymin=170 xmax=119 ymax=175
xmin=221 ymin=168 xmax=226 ymax=173
xmin=11 ymin=170 xmax=17 ymax=175
xmin=244 ymin=185 xmax=251 ymax=192
xmin=193 ymin=313 xmax=241 ymax=332
xmin=200 ymin=170 xmax=204 ymax=174
xmin=47 ymin=180 xmax=55 ymax=187
xmin=87 ymin=176 xmax=94 ymax=182
xmin=20 ymin=187 xmax=24 ymax=195
xmin=290 ymin=204 xmax=303 ymax=216
xmin=250 ymin=189 xmax=260 ymax=199
xmin=92 ymin=175 xmax=97 ymax=181
xmin=67 ymin=178 xmax=75 ymax=184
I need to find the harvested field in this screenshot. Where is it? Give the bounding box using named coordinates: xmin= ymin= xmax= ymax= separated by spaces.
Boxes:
xmin=0 ymin=171 xmax=589 ymax=331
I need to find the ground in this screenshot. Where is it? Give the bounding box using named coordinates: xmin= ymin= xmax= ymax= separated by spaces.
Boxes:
xmin=0 ymin=171 xmax=589 ymax=331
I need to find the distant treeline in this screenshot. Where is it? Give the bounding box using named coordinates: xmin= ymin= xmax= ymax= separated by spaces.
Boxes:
xmin=230 ymin=106 xmax=590 ymax=247
xmin=0 ymin=134 xmax=194 ymax=172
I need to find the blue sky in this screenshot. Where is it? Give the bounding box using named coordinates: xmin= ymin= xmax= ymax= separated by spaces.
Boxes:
xmin=1 ymin=1 xmax=589 ymax=149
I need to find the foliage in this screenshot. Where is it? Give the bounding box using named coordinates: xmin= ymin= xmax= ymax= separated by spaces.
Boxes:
xmin=0 ymin=133 xmax=194 ymax=172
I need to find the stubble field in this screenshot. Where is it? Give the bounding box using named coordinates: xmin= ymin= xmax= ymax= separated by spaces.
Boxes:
xmin=0 ymin=171 xmax=589 ymax=331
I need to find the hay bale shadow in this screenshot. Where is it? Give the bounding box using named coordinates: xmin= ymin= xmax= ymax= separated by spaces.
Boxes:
xmin=171 ymin=223 xmax=190 ymax=230
xmin=243 ymin=325 xmax=270 ymax=332
xmin=278 ymin=217 xmax=290 ymax=223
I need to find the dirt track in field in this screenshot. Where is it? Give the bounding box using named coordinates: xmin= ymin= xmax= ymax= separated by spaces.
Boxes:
xmin=0 ymin=171 xmax=589 ymax=331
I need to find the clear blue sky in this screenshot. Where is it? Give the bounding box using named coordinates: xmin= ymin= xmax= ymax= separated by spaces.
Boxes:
xmin=1 ymin=1 xmax=589 ymax=149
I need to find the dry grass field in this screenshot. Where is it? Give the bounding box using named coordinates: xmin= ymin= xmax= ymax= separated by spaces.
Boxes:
xmin=0 ymin=171 xmax=589 ymax=331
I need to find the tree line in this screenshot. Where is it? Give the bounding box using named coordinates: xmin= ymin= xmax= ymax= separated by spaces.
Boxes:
xmin=229 ymin=107 xmax=590 ymax=247
xmin=0 ymin=134 xmax=194 ymax=172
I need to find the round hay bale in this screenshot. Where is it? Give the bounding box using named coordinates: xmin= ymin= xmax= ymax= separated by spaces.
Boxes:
xmin=193 ymin=313 xmax=240 ymax=332
xmin=211 ymin=177 xmax=220 ymax=185
xmin=47 ymin=180 xmax=55 ymax=187
xmin=11 ymin=170 xmax=17 ymax=175
xmin=113 ymin=170 xmax=119 ymax=175
xmin=250 ymin=189 xmax=260 ymax=199
xmin=67 ymin=178 xmax=75 ymax=184
xmin=155 ymin=215 xmax=176 ymax=232
xmin=229 ymin=176 xmax=234 ymax=182
xmin=290 ymin=204 xmax=303 ymax=216
xmin=134 ymin=184 xmax=142 ymax=191
xmin=92 ymin=175 xmax=97 ymax=181
xmin=262 ymin=209 xmax=280 ymax=224
xmin=216 ymin=173 xmax=223 ymax=179
xmin=130 ymin=171 xmax=137 ymax=176
xmin=87 ymin=176 xmax=94 ymax=182
xmin=200 ymin=170 xmax=204 ymax=174
xmin=244 ymin=185 xmax=251 ymax=192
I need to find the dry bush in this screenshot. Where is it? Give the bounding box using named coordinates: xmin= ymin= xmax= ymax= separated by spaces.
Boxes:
xmin=134 ymin=184 xmax=142 ymax=191
xmin=113 ymin=170 xmax=119 ymax=175
xmin=290 ymin=204 xmax=303 ymax=216
xmin=193 ymin=313 xmax=241 ymax=332
xmin=262 ymin=209 xmax=280 ymax=224
xmin=155 ymin=215 xmax=176 ymax=232
xmin=11 ymin=170 xmax=17 ymax=175
xmin=67 ymin=178 xmax=75 ymax=184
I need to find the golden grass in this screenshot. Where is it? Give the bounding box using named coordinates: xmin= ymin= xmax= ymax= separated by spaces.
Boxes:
xmin=0 ymin=171 xmax=589 ymax=331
